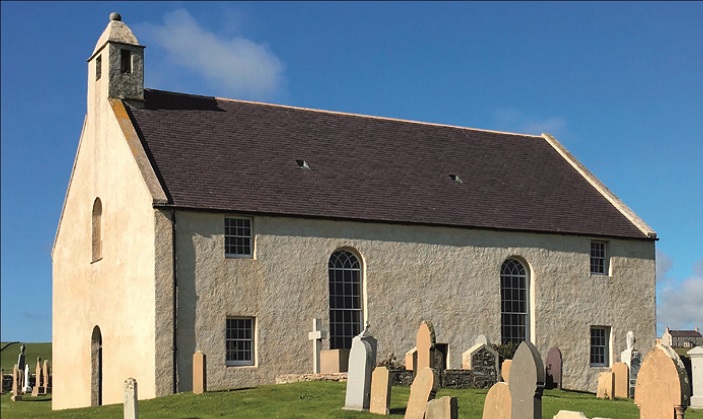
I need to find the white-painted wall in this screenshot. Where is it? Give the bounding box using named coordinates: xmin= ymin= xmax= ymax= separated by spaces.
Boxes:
xmin=171 ymin=212 xmax=655 ymax=394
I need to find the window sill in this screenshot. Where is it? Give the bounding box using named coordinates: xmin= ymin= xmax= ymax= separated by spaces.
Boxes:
xmin=226 ymin=363 xmax=256 ymax=368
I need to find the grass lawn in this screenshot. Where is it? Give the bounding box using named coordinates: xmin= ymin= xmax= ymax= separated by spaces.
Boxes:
xmin=0 ymin=342 xmax=52 ymax=372
xmin=2 ymin=381 xmax=702 ymax=418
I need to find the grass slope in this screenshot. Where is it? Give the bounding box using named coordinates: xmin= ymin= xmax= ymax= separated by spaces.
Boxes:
xmin=0 ymin=342 xmax=52 ymax=372
xmin=1 ymin=381 xmax=702 ymax=419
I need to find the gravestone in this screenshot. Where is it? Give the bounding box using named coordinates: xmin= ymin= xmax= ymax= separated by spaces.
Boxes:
xmin=370 ymin=366 xmax=392 ymax=415
xmin=425 ymin=396 xmax=458 ymax=419
xmin=545 ymin=347 xmax=562 ymax=390
xmin=11 ymin=365 xmax=22 ymax=401
xmin=405 ymin=347 xmax=417 ymax=371
xmin=308 ymin=318 xmax=325 ymax=374
xmin=23 ymin=364 xmax=31 ymax=393
xmin=320 ymin=349 xmax=350 ymax=373
xmin=481 ymin=381 xmax=511 ymax=419
xmin=596 ymin=372 xmax=614 ymax=400
xmin=461 ymin=336 xmax=499 ymax=388
xmin=689 ymin=346 xmax=703 ymax=409
xmin=124 ymin=378 xmax=138 ymax=419
xmin=344 ymin=325 xmax=378 ymax=411
xmin=612 ymin=362 xmax=629 ymax=399
xmin=620 ymin=330 xmax=642 ymax=398
xmin=42 ymin=360 xmax=50 ymax=393
xmin=634 ymin=344 xmax=691 ymax=419
xmin=404 ymin=367 xmax=438 ymax=419
xmin=17 ymin=344 xmax=26 ymax=373
xmin=553 ymin=411 xmax=588 ymax=419
xmin=509 ymin=341 xmax=545 ymax=419
xmin=192 ymin=351 xmax=206 ymax=394
xmin=501 ymin=359 xmax=512 ymax=384
xmin=31 ymin=357 xmax=42 ymax=396
xmin=416 ymin=321 xmax=436 ymax=372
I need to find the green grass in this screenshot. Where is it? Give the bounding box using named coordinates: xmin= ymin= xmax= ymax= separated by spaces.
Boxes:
xmin=1 ymin=381 xmax=702 ymax=419
xmin=0 ymin=342 xmax=52 ymax=372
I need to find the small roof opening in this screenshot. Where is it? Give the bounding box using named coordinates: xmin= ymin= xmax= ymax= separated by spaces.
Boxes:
xmin=449 ymin=174 xmax=463 ymax=184
xmin=296 ymin=159 xmax=311 ymax=170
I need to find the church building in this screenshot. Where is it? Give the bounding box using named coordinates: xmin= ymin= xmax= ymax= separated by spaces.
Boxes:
xmin=52 ymin=14 xmax=657 ymax=409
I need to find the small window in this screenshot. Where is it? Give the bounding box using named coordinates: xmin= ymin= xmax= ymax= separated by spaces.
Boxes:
xmin=92 ymin=198 xmax=103 ymax=262
xmin=590 ymin=241 xmax=608 ymax=275
xmin=120 ymin=49 xmax=132 ymax=73
xmin=225 ymin=217 xmax=252 ymax=258
xmin=590 ymin=326 xmax=610 ymax=366
xmin=226 ymin=317 xmax=255 ymax=366
xmin=95 ymin=55 xmax=102 ymax=80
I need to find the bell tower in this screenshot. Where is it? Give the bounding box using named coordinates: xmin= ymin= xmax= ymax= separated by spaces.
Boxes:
xmin=87 ymin=13 xmax=144 ymax=110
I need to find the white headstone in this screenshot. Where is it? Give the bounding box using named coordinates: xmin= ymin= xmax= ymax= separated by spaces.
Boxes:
xmin=23 ymin=364 xmax=31 ymax=393
xmin=620 ymin=331 xmax=641 ymax=398
xmin=124 ymin=378 xmax=138 ymax=419
xmin=344 ymin=324 xmax=378 ymax=411
xmin=689 ymin=345 xmax=703 ymax=409
xmin=308 ymin=318 xmax=325 ymax=374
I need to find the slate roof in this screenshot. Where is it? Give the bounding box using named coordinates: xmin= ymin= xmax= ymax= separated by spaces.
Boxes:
xmin=125 ymin=89 xmax=650 ymax=240
xmin=669 ymin=330 xmax=703 ymax=338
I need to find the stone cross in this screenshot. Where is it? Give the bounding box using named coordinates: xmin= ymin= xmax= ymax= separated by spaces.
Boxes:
xmin=344 ymin=324 xmax=378 ymax=411
xmin=308 ymin=318 xmax=325 ymax=374
xmin=621 ymin=330 xmax=642 ymax=398
xmin=123 ymin=377 xmax=138 ymax=419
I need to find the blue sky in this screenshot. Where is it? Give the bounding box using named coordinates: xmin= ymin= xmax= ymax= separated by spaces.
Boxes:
xmin=2 ymin=1 xmax=701 ymax=343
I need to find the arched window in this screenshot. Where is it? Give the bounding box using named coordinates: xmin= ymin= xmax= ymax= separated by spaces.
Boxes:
xmin=328 ymin=250 xmax=363 ymax=350
xmin=92 ymin=198 xmax=102 ymax=262
xmin=500 ymin=258 xmax=529 ymax=345
xmin=90 ymin=325 xmax=103 ymax=406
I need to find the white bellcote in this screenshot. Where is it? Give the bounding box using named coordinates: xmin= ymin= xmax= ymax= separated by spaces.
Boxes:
xmin=87 ymin=13 xmax=144 ymax=103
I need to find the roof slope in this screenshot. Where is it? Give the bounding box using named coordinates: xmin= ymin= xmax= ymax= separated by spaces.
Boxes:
xmin=126 ymin=89 xmax=649 ymax=239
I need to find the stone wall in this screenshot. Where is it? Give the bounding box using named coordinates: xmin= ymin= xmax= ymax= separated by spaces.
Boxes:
xmin=172 ymin=212 xmax=655 ymax=394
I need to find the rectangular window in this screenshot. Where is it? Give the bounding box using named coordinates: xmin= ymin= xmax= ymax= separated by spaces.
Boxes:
xmin=226 ymin=317 xmax=255 ymax=366
xmin=590 ymin=326 xmax=610 ymax=366
xmin=225 ymin=217 xmax=252 ymax=258
xmin=96 ymin=55 xmax=102 ymax=80
xmin=120 ymin=49 xmax=132 ymax=73
xmin=590 ymin=241 xmax=608 ymax=275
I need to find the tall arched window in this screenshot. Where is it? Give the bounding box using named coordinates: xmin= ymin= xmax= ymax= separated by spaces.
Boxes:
xmin=500 ymin=258 xmax=529 ymax=345
xmin=328 ymin=250 xmax=363 ymax=350
xmin=90 ymin=325 xmax=103 ymax=406
xmin=92 ymin=198 xmax=102 ymax=262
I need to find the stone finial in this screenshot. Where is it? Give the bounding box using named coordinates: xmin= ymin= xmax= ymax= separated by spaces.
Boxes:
xmin=110 ymin=12 xmax=122 ymax=21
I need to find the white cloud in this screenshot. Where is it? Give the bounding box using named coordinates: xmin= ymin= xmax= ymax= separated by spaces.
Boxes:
xmin=657 ymin=256 xmax=703 ymax=333
xmin=656 ymin=248 xmax=673 ymax=283
xmin=493 ymin=108 xmax=566 ymax=136
xmin=140 ymin=9 xmax=284 ymax=99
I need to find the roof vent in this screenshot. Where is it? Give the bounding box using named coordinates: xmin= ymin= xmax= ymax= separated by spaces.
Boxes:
xmin=449 ymin=174 xmax=463 ymax=184
xmin=296 ymin=159 xmax=311 ymax=170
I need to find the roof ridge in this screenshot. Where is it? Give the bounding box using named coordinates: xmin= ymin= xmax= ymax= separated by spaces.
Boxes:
xmin=145 ymin=88 xmax=543 ymax=139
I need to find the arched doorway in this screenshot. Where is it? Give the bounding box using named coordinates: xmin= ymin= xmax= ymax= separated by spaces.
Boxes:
xmin=91 ymin=326 xmax=102 ymax=406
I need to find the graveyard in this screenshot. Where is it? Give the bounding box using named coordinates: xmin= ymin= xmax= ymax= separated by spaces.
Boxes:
xmin=2 ymin=325 xmax=703 ymax=418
